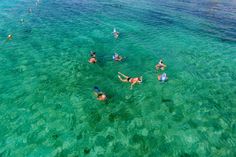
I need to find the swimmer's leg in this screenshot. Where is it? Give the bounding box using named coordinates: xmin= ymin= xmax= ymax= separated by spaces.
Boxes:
xmin=118 ymin=75 xmax=128 ymax=82
xmin=94 ymin=86 xmax=101 ymax=94
xmin=118 ymin=72 xmax=128 ymax=78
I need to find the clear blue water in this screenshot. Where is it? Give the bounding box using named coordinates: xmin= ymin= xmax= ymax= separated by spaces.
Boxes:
xmin=0 ymin=0 xmax=236 ymax=156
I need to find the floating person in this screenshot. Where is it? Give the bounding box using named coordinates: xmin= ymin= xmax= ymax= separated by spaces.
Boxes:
xmin=113 ymin=28 xmax=119 ymax=39
xmin=28 ymin=8 xmax=32 ymax=13
xmin=7 ymin=34 xmax=13 ymax=40
xmin=158 ymin=73 xmax=168 ymax=82
xmin=113 ymin=52 xmax=123 ymax=61
xmin=36 ymin=0 xmax=40 ymax=6
xmin=118 ymin=72 xmax=142 ymax=90
xmin=94 ymin=86 xmax=107 ymax=101
xmin=20 ymin=18 xmax=24 ymax=23
xmin=88 ymin=51 xmax=97 ymax=64
xmin=156 ymin=59 xmax=166 ymax=70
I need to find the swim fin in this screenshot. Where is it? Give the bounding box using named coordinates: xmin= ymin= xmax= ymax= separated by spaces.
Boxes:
xmin=94 ymin=86 xmax=101 ymax=93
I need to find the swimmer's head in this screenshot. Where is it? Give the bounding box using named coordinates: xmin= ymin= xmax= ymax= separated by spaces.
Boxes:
xmin=7 ymin=34 xmax=13 ymax=40
xmin=138 ymin=77 xmax=142 ymax=83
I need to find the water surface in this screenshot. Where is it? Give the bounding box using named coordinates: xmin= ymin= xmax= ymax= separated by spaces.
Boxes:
xmin=0 ymin=0 xmax=235 ymax=156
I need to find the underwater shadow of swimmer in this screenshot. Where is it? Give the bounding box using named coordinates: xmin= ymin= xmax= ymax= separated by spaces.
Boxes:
xmin=161 ymin=98 xmax=175 ymax=113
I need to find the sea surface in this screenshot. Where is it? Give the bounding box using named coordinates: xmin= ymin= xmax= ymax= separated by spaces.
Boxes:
xmin=0 ymin=0 xmax=236 ymax=156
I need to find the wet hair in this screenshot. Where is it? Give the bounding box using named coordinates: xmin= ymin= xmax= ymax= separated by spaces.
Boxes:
xmin=97 ymin=93 xmax=103 ymax=97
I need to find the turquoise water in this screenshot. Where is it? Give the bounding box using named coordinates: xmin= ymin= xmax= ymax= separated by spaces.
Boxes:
xmin=0 ymin=0 xmax=236 ymax=156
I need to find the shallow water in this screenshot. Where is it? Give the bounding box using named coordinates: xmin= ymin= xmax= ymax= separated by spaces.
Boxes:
xmin=0 ymin=0 xmax=236 ymax=156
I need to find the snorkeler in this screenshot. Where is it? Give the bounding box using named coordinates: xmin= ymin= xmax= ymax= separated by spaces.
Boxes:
xmin=113 ymin=52 xmax=123 ymax=61
xmin=94 ymin=86 xmax=107 ymax=101
xmin=88 ymin=51 xmax=97 ymax=64
xmin=113 ymin=28 xmax=119 ymax=39
xmin=158 ymin=73 xmax=168 ymax=82
xmin=156 ymin=59 xmax=166 ymax=70
xmin=7 ymin=34 xmax=13 ymax=40
xmin=118 ymin=72 xmax=142 ymax=90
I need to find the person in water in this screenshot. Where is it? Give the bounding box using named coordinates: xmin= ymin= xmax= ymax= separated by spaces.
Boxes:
xmin=88 ymin=51 xmax=97 ymax=64
xmin=20 ymin=18 xmax=24 ymax=23
xmin=156 ymin=59 xmax=166 ymax=70
xmin=113 ymin=52 xmax=122 ymax=61
xmin=7 ymin=34 xmax=13 ymax=40
xmin=28 ymin=8 xmax=32 ymax=13
xmin=113 ymin=28 xmax=119 ymax=39
xmin=158 ymin=73 xmax=168 ymax=82
xmin=94 ymin=86 xmax=106 ymax=101
xmin=118 ymin=72 xmax=142 ymax=89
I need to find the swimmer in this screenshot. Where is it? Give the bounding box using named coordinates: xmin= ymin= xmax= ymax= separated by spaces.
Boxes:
xmin=20 ymin=18 xmax=24 ymax=23
xmin=118 ymin=72 xmax=142 ymax=90
xmin=88 ymin=51 xmax=97 ymax=64
xmin=94 ymin=86 xmax=107 ymax=101
xmin=158 ymin=73 xmax=168 ymax=82
xmin=7 ymin=34 xmax=13 ymax=40
xmin=156 ymin=59 xmax=166 ymax=70
xmin=113 ymin=52 xmax=122 ymax=61
xmin=113 ymin=28 xmax=119 ymax=39
xmin=28 ymin=8 xmax=32 ymax=13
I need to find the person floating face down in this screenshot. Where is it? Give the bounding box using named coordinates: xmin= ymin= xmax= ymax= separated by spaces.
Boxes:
xmin=158 ymin=73 xmax=168 ymax=82
xmin=156 ymin=59 xmax=166 ymax=70
xmin=113 ymin=52 xmax=123 ymax=61
xmin=118 ymin=72 xmax=142 ymax=90
xmin=94 ymin=86 xmax=107 ymax=101
xmin=113 ymin=28 xmax=119 ymax=39
xmin=89 ymin=51 xmax=97 ymax=64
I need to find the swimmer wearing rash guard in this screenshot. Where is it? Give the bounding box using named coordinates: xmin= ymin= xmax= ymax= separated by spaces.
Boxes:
xmin=158 ymin=73 xmax=168 ymax=82
xmin=118 ymin=72 xmax=142 ymax=90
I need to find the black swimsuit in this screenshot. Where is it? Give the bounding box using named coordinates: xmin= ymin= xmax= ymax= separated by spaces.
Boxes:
xmin=97 ymin=93 xmax=103 ymax=98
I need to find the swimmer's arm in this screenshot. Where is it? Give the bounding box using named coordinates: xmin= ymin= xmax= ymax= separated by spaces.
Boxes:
xmin=139 ymin=76 xmax=143 ymax=83
xmin=130 ymin=82 xmax=135 ymax=90
xmin=155 ymin=64 xmax=159 ymax=69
